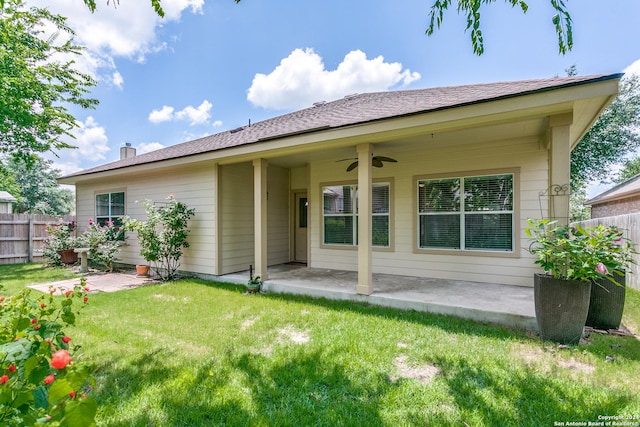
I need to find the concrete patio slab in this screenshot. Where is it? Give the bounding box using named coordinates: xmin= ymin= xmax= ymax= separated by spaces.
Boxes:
xmin=28 ymin=271 xmax=156 ymax=294
xmin=216 ymin=263 xmax=538 ymax=331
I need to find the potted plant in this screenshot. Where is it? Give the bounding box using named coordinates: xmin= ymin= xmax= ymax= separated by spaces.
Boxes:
xmin=526 ymin=219 xmax=636 ymax=344
xmin=245 ymin=264 xmax=262 ymax=294
xmin=42 ymin=221 xmax=80 ymax=266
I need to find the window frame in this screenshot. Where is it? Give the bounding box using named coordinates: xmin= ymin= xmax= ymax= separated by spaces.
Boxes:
xmin=320 ymin=178 xmax=394 ymax=251
xmin=413 ymin=169 xmax=520 ymax=258
xmin=95 ymin=191 xmax=126 ymax=227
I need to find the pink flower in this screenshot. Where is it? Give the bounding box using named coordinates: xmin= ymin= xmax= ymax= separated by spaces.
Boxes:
xmin=88 ymin=218 xmax=93 ymax=225
xmin=44 ymin=374 xmax=55 ymax=385
xmin=50 ymin=350 xmax=72 ymax=370
xmin=596 ymin=263 xmax=609 ymax=275
xmin=106 ymin=220 xmax=113 ymax=227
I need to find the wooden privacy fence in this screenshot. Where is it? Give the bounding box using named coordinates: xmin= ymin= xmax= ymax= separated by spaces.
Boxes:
xmin=576 ymin=213 xmax=640 ymax=291
xmin=0 ymin=214 xmax=75 ymax=265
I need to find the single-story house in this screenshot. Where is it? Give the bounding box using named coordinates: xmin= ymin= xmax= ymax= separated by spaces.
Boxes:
xmin=0 ymin=191 xmax=18 ymax=214
xmin=59 ymin=74 xmax=622 ymax=292
xmin=586 ymin=173 xmax=640 ymax=218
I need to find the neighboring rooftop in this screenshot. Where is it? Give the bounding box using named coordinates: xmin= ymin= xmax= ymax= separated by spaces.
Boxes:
xmin=0 ymin=191 xmax=18 ymax=203
xmin=62 ymin=74 xmax=621 ymax=179
xmin=586 ymin=174 xmax=640 ymax=206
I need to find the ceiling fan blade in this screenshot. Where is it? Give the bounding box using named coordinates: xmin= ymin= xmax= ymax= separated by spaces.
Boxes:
xmin=346 ymin=161 xmax=359 ymax=172
xmin=373 ymin=156 xmax=397 ymax=163
xmin=372 ymin=159 xmax=384 ymax=168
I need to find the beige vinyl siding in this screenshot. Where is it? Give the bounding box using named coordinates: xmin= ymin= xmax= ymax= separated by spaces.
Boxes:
xmin=310 ymin=135 xmax=547 ymax=287
xmin=267 ymin=165 xmax=290 ymax=265
xmin=75 ymin=163 xmax=217 ymax=275
xmin=220 ymin=162 xmax=254 ymax=274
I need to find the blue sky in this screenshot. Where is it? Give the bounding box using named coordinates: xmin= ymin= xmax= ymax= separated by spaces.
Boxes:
xmin=32 ymin=0 xmax=640 ymax=195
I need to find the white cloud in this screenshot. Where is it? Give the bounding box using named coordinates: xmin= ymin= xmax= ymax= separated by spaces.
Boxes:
xmin=112 ymin=71 xmax=124 ymax=88
xmin=247 ymin=48 xmax=422 ymax=110
xmin=137 ymin=142 xmax=166 ymax=154
xmin=148 ymin=100 xmax=213 ymax=126
xmin=28 ymin=0 xmax=203 ymax=80
xmin=148 ymin=106 xmax=175 ymax=123
xmin=175 ymin=100 xmax=212 ymax=125
xmin=624 ymin=59 xmax=640 ymax=77
xmin=47 ymin=116 xmax=110 ymax=174
xmin=212 ymin=120 xmax=223 ymax=127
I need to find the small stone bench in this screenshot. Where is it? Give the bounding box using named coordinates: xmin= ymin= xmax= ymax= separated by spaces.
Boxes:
xmin=74 ymin=248 xmax=90 ymax=273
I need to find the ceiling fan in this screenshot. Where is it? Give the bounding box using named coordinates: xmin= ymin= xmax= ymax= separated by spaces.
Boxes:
xmin=337 ymin=154 xmax=398 ymax=172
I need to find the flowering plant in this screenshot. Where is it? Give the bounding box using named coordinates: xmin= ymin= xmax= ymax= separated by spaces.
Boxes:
xmin=0 ymin=278 xmax=96 ymax=425
xmin=526 ymin=219 xmax=636 ymax=285
xmin=77 ymin=218 xmax=125 ymax=272
xmin=41 ymin=221 xmax=80 ymax=266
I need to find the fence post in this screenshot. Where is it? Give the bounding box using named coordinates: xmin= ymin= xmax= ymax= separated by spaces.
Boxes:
xmin=28 ymin=215 xmax=34 ymax=263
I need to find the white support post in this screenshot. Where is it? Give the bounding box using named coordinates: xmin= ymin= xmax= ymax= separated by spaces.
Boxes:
xmin=549 ymin=113 xmax=573 ymax=225
xmin=253 ymin=158 xmax=269 ymax=281
xmin=356 ymin=143 xmax=373 ymax=295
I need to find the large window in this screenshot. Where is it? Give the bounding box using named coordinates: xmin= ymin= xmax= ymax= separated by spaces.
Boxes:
xmin=417 ymin=173 xmax=514 ymax=252
xmin=96 ymin=192 xmax=125 ymax=226
xmin=323 ymin=182 xmax=390 ymax=247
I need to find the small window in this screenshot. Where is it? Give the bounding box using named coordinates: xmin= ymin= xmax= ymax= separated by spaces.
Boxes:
xmin=322 ymin=183 xmax=390 ymax=247
xmin=96 ymin=192 xmax=125 ymax=228
xmin=417 ymin=173 xmax=514 ymax=252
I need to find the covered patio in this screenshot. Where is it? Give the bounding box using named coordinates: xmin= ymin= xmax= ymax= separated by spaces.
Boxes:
xmin=217 ymin=263 xmax=537 ymax=331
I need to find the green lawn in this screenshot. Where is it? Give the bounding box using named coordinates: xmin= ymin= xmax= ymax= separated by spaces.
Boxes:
xmin=2 ymin=264 xmax=640 ymax=426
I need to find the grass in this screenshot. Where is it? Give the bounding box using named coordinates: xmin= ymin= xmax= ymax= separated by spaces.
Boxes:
xmin=2 ymin=264 xmax=640 ymax=426
xmin=0 ymin=263 xmax=77 ymax=295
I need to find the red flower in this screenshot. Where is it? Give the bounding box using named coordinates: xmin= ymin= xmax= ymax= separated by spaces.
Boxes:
xmin=69 ymin=390 xmax=76 ymax=398
xmin=64 ymin=290 xmax=72 ymax=297
xmin=83 ymin=296 xmax=89 ymax=303
xmin=8 ymin=365 xmax=16 ymax=373
xmin=34 ymin=325 xmax=41 ymax=331
xmin=50 ymin=350 xmax=72 ymax=370
xmin=31 ymin=318 xmax=37 ymax=324
xmin=62 ymin=336 xmax=71 ymax=344
xmin=44 ymin=374 xmax=55 ymax=385
xmin=40 ymin=303 xmax=46 ymax=308
xmin=84 ymin=286 xmax=90 ymax=292
xmin=49 ymin=289 xmax=55 ymax=295
xmin=0 ymin=375 xmax=9 ymax=384
xmin=0 ymin=296 xmax=5 ymax=302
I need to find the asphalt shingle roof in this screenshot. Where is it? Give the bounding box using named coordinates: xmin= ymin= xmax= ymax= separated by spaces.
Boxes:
xmin=63 ymin=74 xmax=620 ymax=179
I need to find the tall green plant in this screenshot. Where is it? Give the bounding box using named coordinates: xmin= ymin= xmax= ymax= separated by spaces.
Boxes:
xmin=123 ymin=196 xmax=195 ymax=281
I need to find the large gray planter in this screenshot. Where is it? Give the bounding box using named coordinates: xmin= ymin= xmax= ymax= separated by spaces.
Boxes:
xmin=586 ymin=273 xmax=626 ymax=330
xmin=534 ymin=274 xmax=591 ymax=345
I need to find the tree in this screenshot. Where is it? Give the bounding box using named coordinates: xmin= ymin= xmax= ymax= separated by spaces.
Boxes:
xmin=0 ymin=162 xmax=21 ymax=202
xmin=0 ymin=1 xmax=98 ymax=162
xmin=567 ymin=74 xmax=640 ymax=221
xmin=571 ymin=75 xmax=640 ymax=189
xmin=424 ymin=0 xmax=573 ymax=55
xmin=3 ymin=157 xmax=74 ymax=215
xmin=613 ymin=157 xmax=640 ymax=184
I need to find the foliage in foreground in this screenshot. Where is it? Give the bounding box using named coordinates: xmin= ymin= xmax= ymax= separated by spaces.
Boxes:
xmin=0 ymin=279 xmax=96 ymax=426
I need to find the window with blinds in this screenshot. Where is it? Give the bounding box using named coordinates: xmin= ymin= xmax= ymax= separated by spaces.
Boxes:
xmin=96 ymin=192 xmax=125 ymax=227
xmin=323 ymin=182 xmax=390 ymax=247
xmin=417 ymin=173 xmax=514 ymax=252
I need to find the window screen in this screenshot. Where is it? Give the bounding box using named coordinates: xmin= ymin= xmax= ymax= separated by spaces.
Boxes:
xmin=323 ymin=183 xmax=390 ymax=247
xmin=418 ymin=174 xmax=514 ymax=252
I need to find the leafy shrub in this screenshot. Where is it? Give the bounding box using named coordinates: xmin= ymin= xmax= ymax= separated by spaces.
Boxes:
xmin=123 ymin=195 xmax=195 ymax=281
xmin=41 ymin=222 xmax=79 ymax=266
xmin=78 ymin=218 xmax=125 ymax=272
xmin=0 ymin=278 xmax=96 ymax=426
